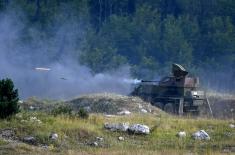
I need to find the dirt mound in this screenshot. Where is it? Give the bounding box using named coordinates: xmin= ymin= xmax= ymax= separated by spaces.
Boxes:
xmin=66 ymin=93 xmax=163 ymax=115
xmin=20 ymin=97 xmax=60 ymax=112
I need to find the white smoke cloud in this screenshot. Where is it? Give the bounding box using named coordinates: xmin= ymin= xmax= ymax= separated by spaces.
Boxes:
xmin=0 ymin=9 xmax=136 ymax=99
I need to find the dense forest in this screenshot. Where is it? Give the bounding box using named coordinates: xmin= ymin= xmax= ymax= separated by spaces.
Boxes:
xmin=0 ymin=0 xmax=235 ymax=91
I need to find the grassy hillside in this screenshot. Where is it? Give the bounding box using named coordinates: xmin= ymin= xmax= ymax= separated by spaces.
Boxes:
xmin=0 ymin=94 xmax=234 ymax=155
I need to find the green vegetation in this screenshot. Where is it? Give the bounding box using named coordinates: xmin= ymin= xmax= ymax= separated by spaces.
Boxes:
xmin=0 ymin=1 xmax=234 ymax=85
xmin=0 ymin=78 xmax=19 ymax=119
xmin=78 ymin=108 xmax=89 ymax=119
xmin=51 ymin=105 xmax=72 ymax=116
xmin=0 ymin=111 xmax=234 ymax=154
xmin=51 ymin=105 xmax=89 ymax=118
xmin=0 ymin=95 xmax=234 ymax=154
xmin=0 ymin=1 xmax=234 ymax=154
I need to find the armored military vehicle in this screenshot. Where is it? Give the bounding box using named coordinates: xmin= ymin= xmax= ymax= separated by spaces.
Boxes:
xmin=131 ymin=64 xmax=206 ymax=115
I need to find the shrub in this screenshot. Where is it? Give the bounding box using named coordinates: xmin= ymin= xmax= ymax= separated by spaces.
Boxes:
xmin=0 ymin=78 xmax=19 ymax=119
xmin=51 ymin=105 xmax=72 ymax=116
xmin=78 ymin=108 xmax=89 ymax=119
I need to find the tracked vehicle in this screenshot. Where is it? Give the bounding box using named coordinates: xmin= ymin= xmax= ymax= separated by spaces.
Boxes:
xmin=131 ymin=64 xmax=206 ymax=115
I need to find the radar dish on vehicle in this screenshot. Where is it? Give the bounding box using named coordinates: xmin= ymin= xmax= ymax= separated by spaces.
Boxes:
xmin=172 ymin=63 xmax=188 ymax=78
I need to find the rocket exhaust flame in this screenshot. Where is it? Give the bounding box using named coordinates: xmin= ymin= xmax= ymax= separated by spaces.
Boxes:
xmin=123 ymin=79 xmax=141 ymax=84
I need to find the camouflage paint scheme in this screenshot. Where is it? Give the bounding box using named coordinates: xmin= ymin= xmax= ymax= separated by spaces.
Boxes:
xmin=131 ymin=64 xmax=206 ymax=115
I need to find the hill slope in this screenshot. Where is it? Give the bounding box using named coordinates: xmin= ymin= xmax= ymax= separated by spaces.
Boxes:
xmin=67 ymin=93 xmax=164 ymax=115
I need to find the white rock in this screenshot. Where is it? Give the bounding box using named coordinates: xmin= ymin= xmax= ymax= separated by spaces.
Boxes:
xmin=36 ymin=119 xmax=42 ymax=124
xmin=177 ymin=131 xmax=186 ymax=138
xmin=141 ymin=109 xmax=148 ymax=113
xmin=118 ymin=136 xmax=124 ymax=141
xmin=96 ymin=137 xmax=103 ymax=141
xmin=18 ymin=100 xmax=23 ymax=104
xmin=30 ymin=116 xmax=42 ymax=124
xmin=104 ymin=123 xmax=129 ymax=132
xmin=29 ymin=106 xmax=35 ymax=110
xmin=128 ymin=124 xmax=150 ymax=134
xmin=229 ymin=124 xmax=235 ymax=128
xmin=192 ymin=130 xmax=210 ymax=140
xmin=20 ymin=120 xmax=27 ymax=123
xmin=16 ymin=114 xmax=22 ymax=118
xmin=50 ymin=133 xmax=58 ymax=141
xmin=30 ymin=116 xmax=37 ymax=121
xmin=92 ymin=141 xmax=98 ymax=147
xmin=117 ymin=110 xmax=131 ymax=115
xmin=104 ymin=114 xmax=116 ymax=118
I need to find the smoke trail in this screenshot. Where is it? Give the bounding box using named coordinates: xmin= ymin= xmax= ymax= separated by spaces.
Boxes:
xmin=0 ymin=9 xmax=136 ymax=99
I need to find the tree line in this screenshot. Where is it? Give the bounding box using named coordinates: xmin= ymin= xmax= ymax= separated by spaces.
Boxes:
xmin=1 ymin=0 xmax=235 ymax=90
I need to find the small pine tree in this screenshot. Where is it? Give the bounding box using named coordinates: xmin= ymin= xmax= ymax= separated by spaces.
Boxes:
xmin=51 ymin=105 xmax=72 ymax=116
xmin=0 ymin=78 xmax=19 ymax=119
xmin=78 ymin=108 xmax=89 ymax=119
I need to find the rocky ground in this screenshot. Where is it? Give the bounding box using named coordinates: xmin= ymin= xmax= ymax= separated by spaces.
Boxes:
xmin=66 ymin=93 xmax=164 ymax=115
xmin=21 ymin=93 xmax=165 ymax=116
xmin=21 ymin=92 xmax=235 ymax=119
xmin=0 ymin=93 xmax=234 ymax=155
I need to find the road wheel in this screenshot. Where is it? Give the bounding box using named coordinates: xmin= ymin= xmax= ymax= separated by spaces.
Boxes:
xmin=164 ymin=103 xmax=175 ymax=114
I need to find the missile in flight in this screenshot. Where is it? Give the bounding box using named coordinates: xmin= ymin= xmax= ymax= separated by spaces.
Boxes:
xmin=35 ymin=67 xmax=51 ymax=71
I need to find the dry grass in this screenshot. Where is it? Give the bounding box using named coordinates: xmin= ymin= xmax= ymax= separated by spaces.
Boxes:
xmin=1 ymin=92 xmax=235 ymax=154
xmin=0 ymin=111 xmax=234 ymax=155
